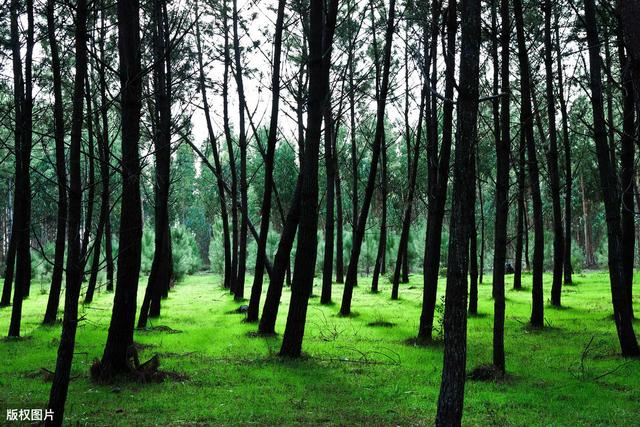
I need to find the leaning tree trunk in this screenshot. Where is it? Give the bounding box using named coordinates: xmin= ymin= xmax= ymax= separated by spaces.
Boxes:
xmin=247 ymin=0 xmax=286 ymax=320
xmin=97 ymin=0 xmax=144 ymax=376
xmin=435 ymin=0 xmax=481 ymax=422
xmin=584 ymin=0 xmax=639 ymax=356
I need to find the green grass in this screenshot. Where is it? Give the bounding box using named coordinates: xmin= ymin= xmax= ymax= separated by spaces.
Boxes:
xmin=0 ymin=271 xmax=639 ymax=426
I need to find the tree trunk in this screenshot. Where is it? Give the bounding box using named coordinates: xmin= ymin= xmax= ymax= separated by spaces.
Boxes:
xmin=46 ymin=0 xmax=88 ymax=421
xmin=514 ymin=0 xmax=544 ymax=328
xmin=43 ymin=0 xmax=67 ymax=324
xmin=280 ymin=0 xmax=339 ymax=357
xmin=339 ymin=0 xmax=396 ymax=316
xmin=247 ymin=0 xmax=286 ymax=320
xmin=584 ymin=0 xmax=639 ymax=356
xmin=618 ymin=14 xmax=636 ymax=320
xmin=543 ymin=0 xmax=564 ymax=307
xmin=334 ymin=131 xmax=345 ymax=284
xmin=98 ymin=0 xmax=144 ymax=376
xmin=232 ymin=0 xmax=249 ymax=301
xmin=492 ymin=0 xmax=510 ymax=372
xmin=435 ymin=0 xmax=481 ymax=421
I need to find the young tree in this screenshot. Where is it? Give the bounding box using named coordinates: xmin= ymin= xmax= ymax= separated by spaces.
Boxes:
xmin=435 ymin=0 xmax=481 ymax=422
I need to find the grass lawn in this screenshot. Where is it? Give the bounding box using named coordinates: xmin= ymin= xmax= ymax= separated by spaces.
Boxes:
xmin=0 ymin=270 xmax=639 ymax=425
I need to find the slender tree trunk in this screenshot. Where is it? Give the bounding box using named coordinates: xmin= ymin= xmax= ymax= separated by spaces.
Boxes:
xmin=232 ymin=0 xmax=249 ymax=301
xmin=371 ymin=133 xmax=387 ymax=294
xmin=43 ymin=0 xmax=67 ymax=324
xmin=543 ymin=0 xmax=564 ymax=307
xmin=194 ymin=1 xmax=232 ymax=293
xmin=247 ymin=0 xmax=286 ymax=320
xmin=334 ymin=132 xmax=345 ymax=284
xmin=435 ymin=0 xmax=481 ymax=421
xmin=555 ymin=7 xmax=573 ymax=286
xmin=618 ymin=15 xmax=635 ymax=320
xmin=584 ymin=0 xmax=639 ymax=356
xmin=98 ymin=0 xmax=144 ymax=376
xmin=321 ymin=108 xmax=336 ymax=302
xmin=581 ymin=174 xmax=595 ymax=267
xmin=223 ymin=0 xmax=239 ymax=292
xmin=8 ymin=0 xmax=33 ymax=337
xmin=420 ymin=0 xmax=457 ymax=341
xmin=339 ymin=0 xmax=397 ymax=316
xmin=514 ymin=0 xmax=544 ymax=328
xmin=492 ymin=0 xmax=510 ymax=372
xmin=46 ymin=0 xmax=88 ymax=421
xmin=138 ymin=0 xmax=173 ymax=328
xmin=1 ymin=227 xmax=15 ymax=307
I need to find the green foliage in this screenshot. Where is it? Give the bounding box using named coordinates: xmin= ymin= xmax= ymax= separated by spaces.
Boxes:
xmin=171 ymin=225 xmax=201 ymax=280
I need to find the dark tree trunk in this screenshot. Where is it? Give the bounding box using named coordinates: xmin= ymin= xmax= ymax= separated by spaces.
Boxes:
xmin=194 ymin=0 xmax=232 ymax=294
xmin=280 ymin=0 xmax=339 ymax=357
xmin=46 ymin=0 xmax=88 ymax=421
xmin=618 ymin=14 xmax=636 ymax=320
xmin=513 ymin=129 xmax=525 ymax=290
xmin=514 ymin=0 xmax=544 ymax=328
xmin=584 ymin=0 xmax=639 ymax=356
xmin=1 ymin=227 xmax=15 ymax=307
xmin=223 ymin=0 xmax=239 ymax=292
xmin=321 ymin=108 xmax=336 ymax=303
xmin=43 ymin=0 xmax=67 ymax=324
xmin=98 ymin=0 xmax=144 ymax=376
xmin=138 ymin=0 xmax=172 ymax=328
xmin=435 ymin=0 xmax=481 ymax=421
xmin=392 ymin=92 xmax=426 ymax=299
xmin=420 ymin=0 xmax=456 ymax=341
xmin=8 ymin=0 xmax=33 ymax=337
xmin=468 ymin=186 xmax=478 ymax=315
xmin=371 ymin=133 xmax=387 ymax=294
xmin=543 ymin=0 xmax=564 ymax=307
xmin=492 ymin=0 xmax=510 ymax=373
xmin=232 ymin=0 xmax=249 ymax=301
xmin=334 ymin=132 xmax=345 ymax=284
xmin=555 ymin=7 xmax=572 ymax=286
xmin=247 ymin=0 xmax=286 ymax=320
xmin=339 ymin=0 xmax=396 ymax=316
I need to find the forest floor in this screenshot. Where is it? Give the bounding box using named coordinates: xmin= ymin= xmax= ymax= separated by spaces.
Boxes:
xmin=0 ymin=270 xmax=639 ymax=426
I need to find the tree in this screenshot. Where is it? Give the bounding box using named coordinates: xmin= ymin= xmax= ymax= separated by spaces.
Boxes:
xmin=583 ymin=0 xmax=639 ymax=357
xmin=513 ymin=0 xmax=544 ymax=328
xmin=96 ymin=0 xmax=144 ymax=376
xmin=280 ymin=0 xmax=339 ymax=357
xmin=339 ymin=0 xmax=397 ymax=316
xmin=46 ymin=0 xmax=88 ymax=421
xmin=435 ymin=0 xmax=482 ymax=422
